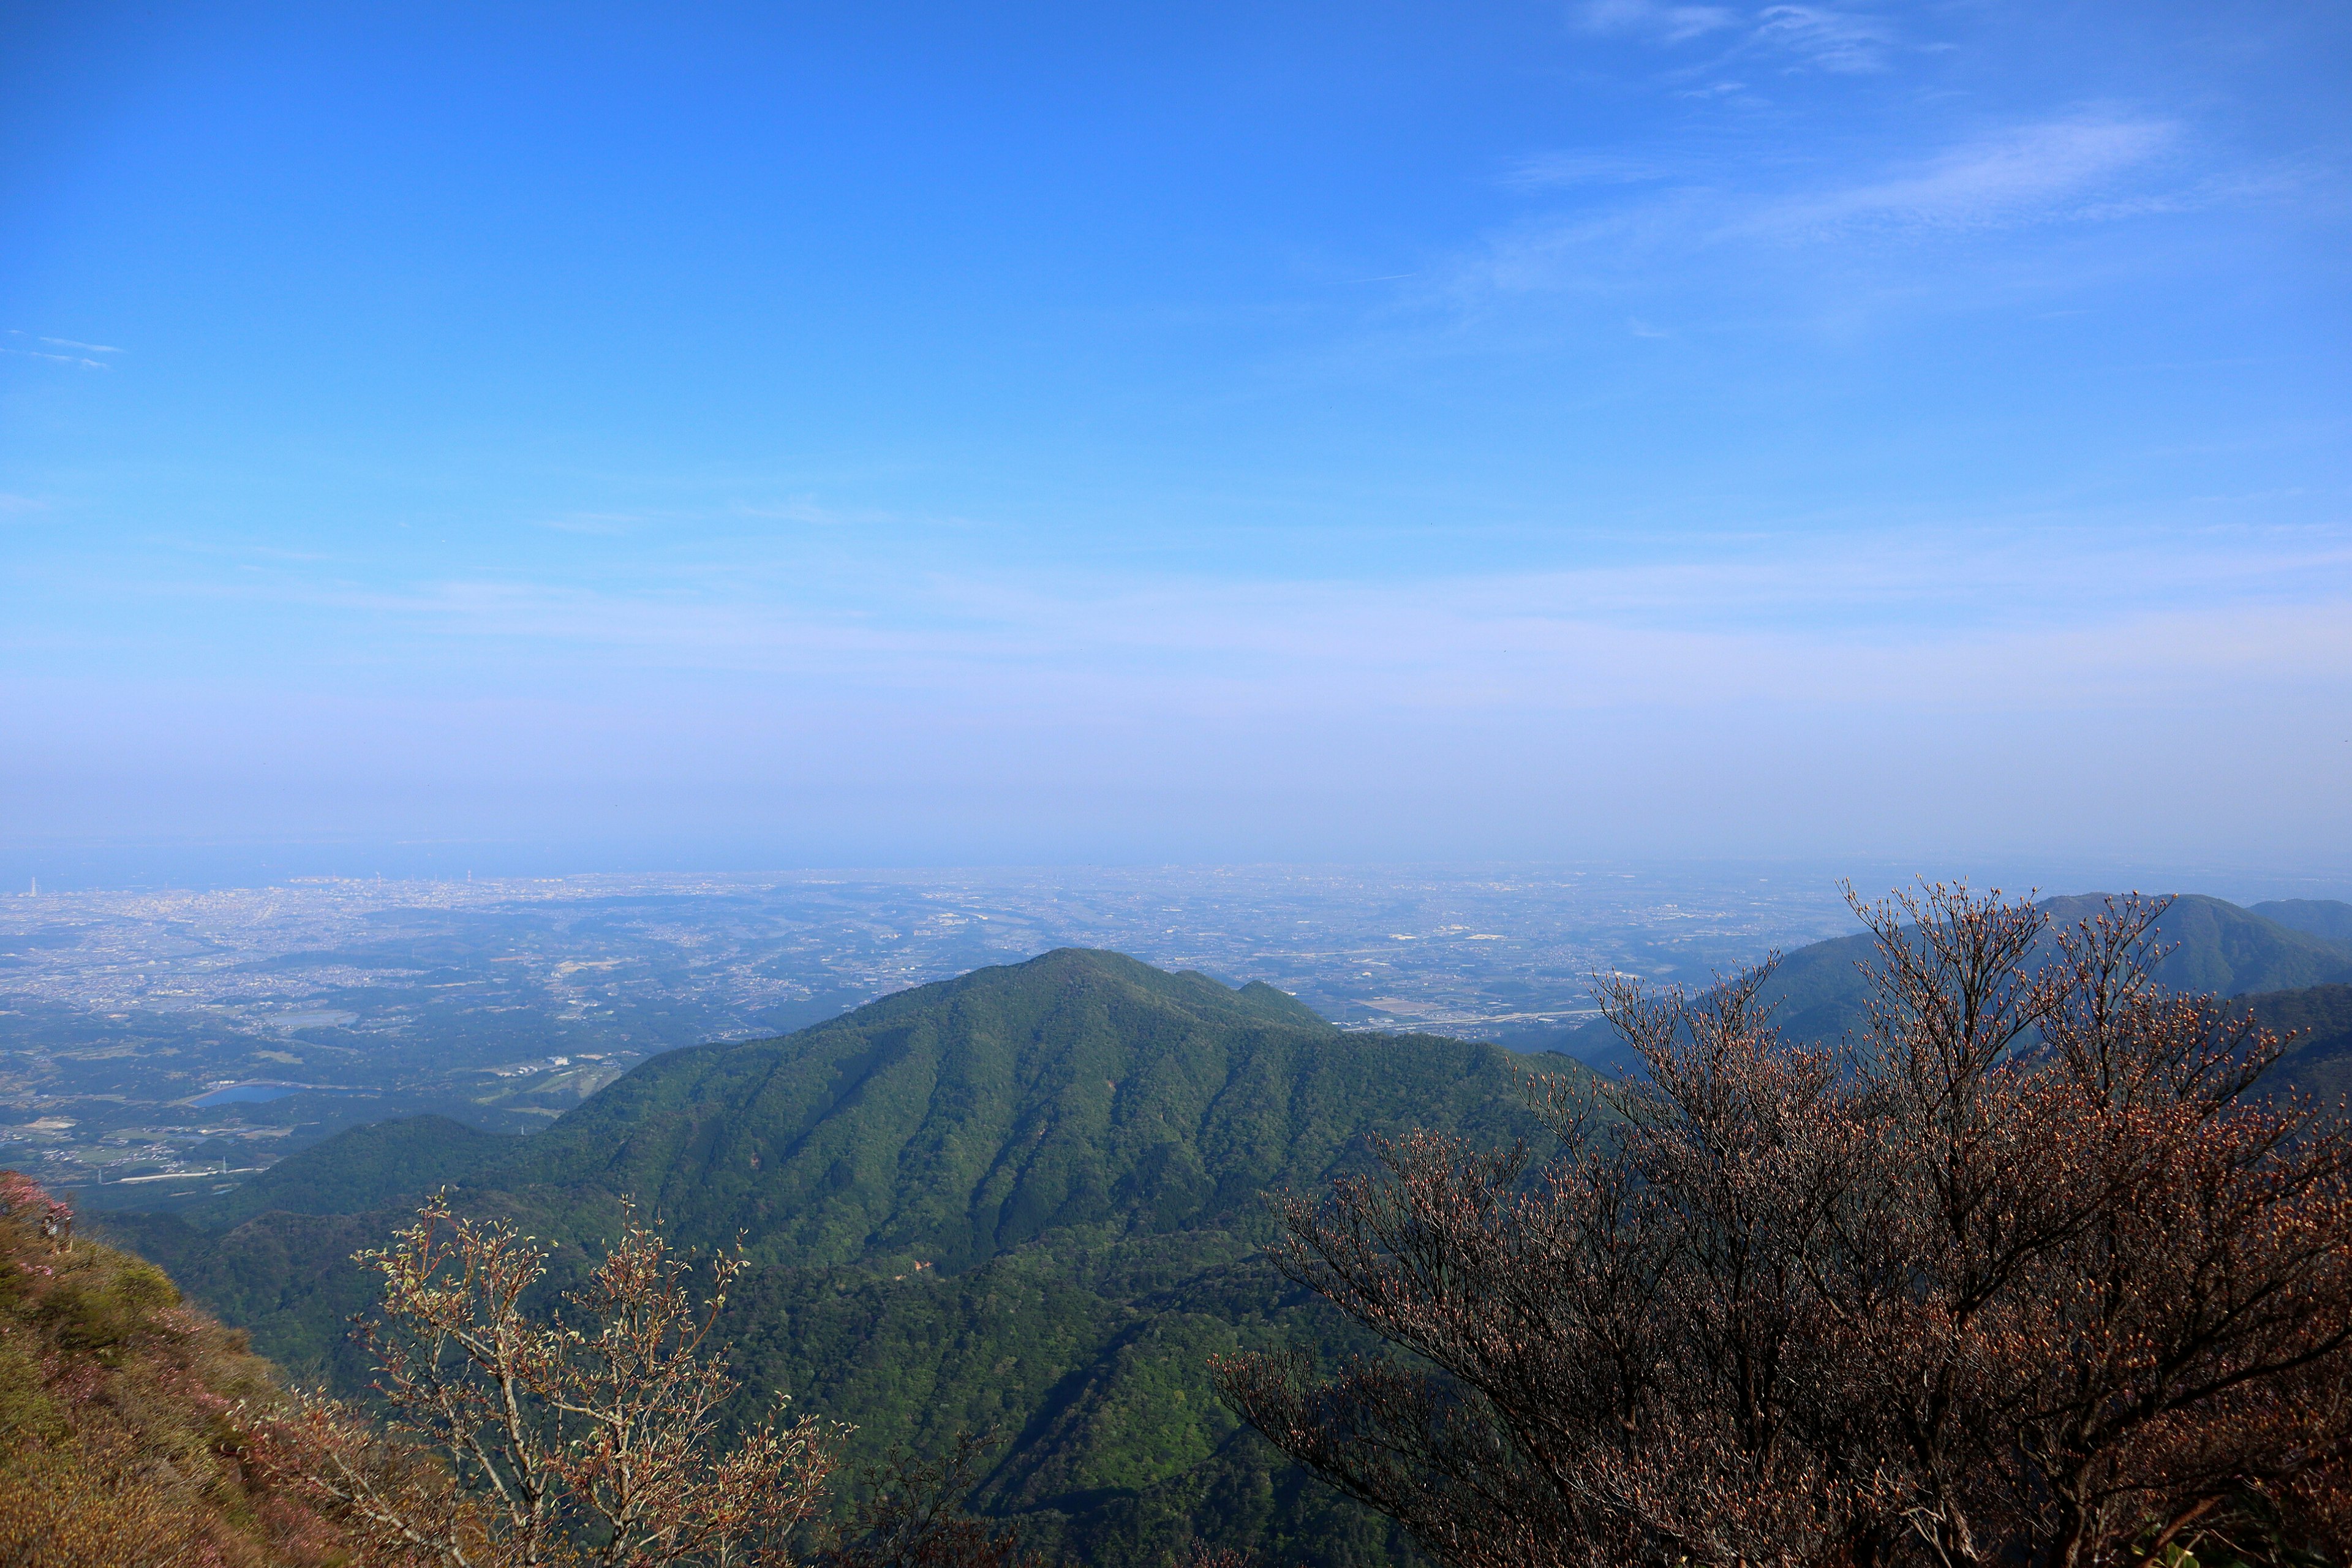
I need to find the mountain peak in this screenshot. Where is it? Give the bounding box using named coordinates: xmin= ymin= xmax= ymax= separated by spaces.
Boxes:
xmin=892 ymin=946 xmax=1338 ymax=1034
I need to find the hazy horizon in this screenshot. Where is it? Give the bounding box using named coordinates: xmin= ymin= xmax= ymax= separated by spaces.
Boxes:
xmin=4 ymin=849 xmax=2348 ymax=911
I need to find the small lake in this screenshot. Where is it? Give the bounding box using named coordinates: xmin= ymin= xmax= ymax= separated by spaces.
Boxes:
xmin=189 ymin=1081 xmax=361 ymax=1107
xmin=274 ymin=1010 xmax=359 ymax=1031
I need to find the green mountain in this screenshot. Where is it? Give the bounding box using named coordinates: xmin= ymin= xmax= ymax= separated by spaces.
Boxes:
xmin=102 ymin=948 xmax=1584 ymax=1568
xmin=488 ymin=949 xmax=1514 ymax=1270
xmin=1557 ymin=893 xmax=2352 ymax=1072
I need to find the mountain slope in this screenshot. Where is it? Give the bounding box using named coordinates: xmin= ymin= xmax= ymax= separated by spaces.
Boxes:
xmin=2051 ymin=894 xmax=2352 ymax=996
xmin=2244 ymin=982 xmax=2352 ymax=1106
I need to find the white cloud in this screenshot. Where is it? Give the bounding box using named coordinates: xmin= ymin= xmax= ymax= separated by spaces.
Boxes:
xmin=1436 ymin=116 xmax=2184 ymax=306
xmin=31 ymin=526 xmax=2352 ymax=861
xmin=140 ymin=526 xmax=2352 ymax=729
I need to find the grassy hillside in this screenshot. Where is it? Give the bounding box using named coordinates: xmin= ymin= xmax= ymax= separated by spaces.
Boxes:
xmin=0 ymin=1173 xmax=341 ymax=1567
xmin=101 ymin=948 xmax=1584 ymax=1568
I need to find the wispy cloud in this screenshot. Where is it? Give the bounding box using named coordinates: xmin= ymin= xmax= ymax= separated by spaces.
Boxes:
xmin=29 ymin=524 xmax=2349 ymax=862
xmin=1435 ymin=116 xmax=2186 ymax=308
xmin=1750 ymin=5 xmax=1892 ymax=74
xmin=6 ymin=330 xmax=120 ymax=370
xmin=1577 ymin=0 xmax=1738 ymax=45
xmin=1499 ymin=151 xmax=1676 ymax=190
xmin=4 ymin=349 xmax=111 ymax=370
xmin=117 ymin=524 xmax=2352 ymax=718
xmin=1578 ymin=2 xmax=1895 ymax=72
xmin=1738 ymin=117 xmax=2177 ymax=237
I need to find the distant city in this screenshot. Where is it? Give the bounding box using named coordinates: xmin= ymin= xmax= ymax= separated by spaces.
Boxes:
xmin=0 ymin=865 xmax=1862 ymax=1197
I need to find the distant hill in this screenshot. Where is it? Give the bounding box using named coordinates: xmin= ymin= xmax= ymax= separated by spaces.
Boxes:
xmin=2049 ymin=894 xmax=2352 ymax=996
xmin=1554 ymin=893 xmax=2352 ymax=1073
xmin=190 ymin=1111 xmax=522 ymax=1229
xmin=2254 ymin=899 xmax=2352 ymax=946
xmin=101 ymin=948 xmax=1586 ymax=1568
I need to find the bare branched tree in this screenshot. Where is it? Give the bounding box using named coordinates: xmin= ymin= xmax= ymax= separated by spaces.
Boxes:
xmin=255 ymin=1193 xmax=840 ymax=1568
xmin=1213 ymin=886 xmax=2352 ymax=1568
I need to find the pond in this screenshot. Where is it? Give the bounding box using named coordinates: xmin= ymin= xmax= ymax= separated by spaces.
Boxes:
xmin=188 ymin=1082 xmax=361 ymax=1107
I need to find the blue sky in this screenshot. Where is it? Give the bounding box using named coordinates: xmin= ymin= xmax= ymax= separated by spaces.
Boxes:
xmin=4 ymin=1 xmax=2349 ymax=881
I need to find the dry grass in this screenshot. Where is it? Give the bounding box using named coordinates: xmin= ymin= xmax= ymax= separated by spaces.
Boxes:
xmin=0 ymin=1170 xmax=349 ymax=1567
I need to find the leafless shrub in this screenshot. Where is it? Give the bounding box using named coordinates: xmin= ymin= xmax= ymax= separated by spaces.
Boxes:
xmin=1213 ymin=886 xmax=2352 ymax=1568
xmin=255 ymin=1192 xmax=840 ymax=1567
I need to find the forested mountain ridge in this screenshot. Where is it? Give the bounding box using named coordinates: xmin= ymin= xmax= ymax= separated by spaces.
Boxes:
xmin=89 ymin=925 xmax=2350 ymax=1564
xmin=2256 ymin=899 xmax=2352 ymax=945
xmin=100 ymin=948 xmax=1588 ymax=1568
xmin=2053 ymin=894 xmax=2352 ymax=995
xmin=1556 ymin=892 xmax=2352 ymax=1072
